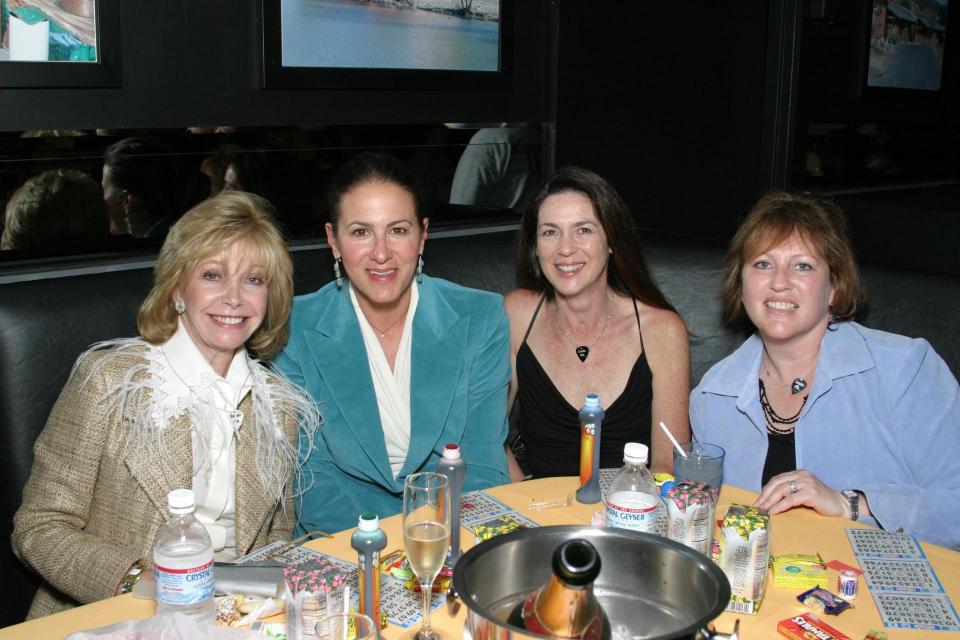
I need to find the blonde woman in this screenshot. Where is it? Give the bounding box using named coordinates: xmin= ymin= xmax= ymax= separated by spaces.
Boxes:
xmin=13 ymin=192 xmax=319 ymax=618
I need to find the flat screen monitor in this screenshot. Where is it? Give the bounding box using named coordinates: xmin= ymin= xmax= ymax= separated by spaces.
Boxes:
xmin=866 ymin=0 xmax=949 ymax=91
xmin=262 ymin=0 xmax=511 ymax=90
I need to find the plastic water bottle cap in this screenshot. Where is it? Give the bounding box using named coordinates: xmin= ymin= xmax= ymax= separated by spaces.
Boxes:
xmin=623 ymin=442 xmax=649 ymax=464
xmin=167 ymin=488 xmax=196 ymax=514
xmin=583 ymin=394 xmax=600 ymax=408
xmin=442 ymin=443 xmax=462 ymax=460
xmin=357 ymin=512 xmax=380 ymax=531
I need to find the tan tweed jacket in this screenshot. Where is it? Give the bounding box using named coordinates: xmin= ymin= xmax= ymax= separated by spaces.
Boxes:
xmin=12 ymin=345 xmax=300 ymax=620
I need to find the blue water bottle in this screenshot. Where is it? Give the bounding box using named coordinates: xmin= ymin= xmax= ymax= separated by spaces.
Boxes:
xmin=575 ymin=394 xmax=604 ymax=504
xmin=351 ymin=513 xmax=387 ymax=633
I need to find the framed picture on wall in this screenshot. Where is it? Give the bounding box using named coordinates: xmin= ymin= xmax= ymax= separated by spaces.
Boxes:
xmin=0 ymin=0 xmax=119 ymax=88
xmin=261 ymin=0 xmax=512 ymax=90
xmin=864 ymin=0 xmax=949 ymax=91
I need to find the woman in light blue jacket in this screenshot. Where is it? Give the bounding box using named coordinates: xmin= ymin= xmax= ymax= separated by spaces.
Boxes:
xmin=690 ymin=192 xmax=960 ymax=548
xmin=276 ymin=153 xmax=509 ymax=534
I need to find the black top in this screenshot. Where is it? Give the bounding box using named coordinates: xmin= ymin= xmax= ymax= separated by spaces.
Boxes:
xmin=761 ymin=428 xmax=797 ymax=485
xmin=515 ymin=295 xmax=653 ymax=478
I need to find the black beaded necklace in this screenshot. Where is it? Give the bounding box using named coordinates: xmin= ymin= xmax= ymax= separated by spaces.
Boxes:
xmin=758 ymin=378 xmax=807 ymax=436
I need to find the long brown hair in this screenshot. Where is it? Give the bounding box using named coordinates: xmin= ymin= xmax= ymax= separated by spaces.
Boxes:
xmin=517 ymin=166 xmax=676 ymax=312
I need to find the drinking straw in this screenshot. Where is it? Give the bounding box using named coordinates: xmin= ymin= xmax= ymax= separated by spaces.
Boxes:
xmin=659 ymin=421 xmax=687 ymax=458
xmin=342 ymin=585 xmax=350 ymax=640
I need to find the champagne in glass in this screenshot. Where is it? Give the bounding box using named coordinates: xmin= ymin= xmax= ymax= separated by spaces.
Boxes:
xmin=403 ymin=472 xmax=451 ymax=640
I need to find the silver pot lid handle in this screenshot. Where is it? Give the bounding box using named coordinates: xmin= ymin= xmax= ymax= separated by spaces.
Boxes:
xmin=696 ymin=619 xmax=740 ymax=640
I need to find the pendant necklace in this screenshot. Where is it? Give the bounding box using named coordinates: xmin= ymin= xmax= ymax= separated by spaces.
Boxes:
xmin=554 ymin=303 xmax=613 ymax=363
xmin=759 ymin=378 xmax=807 ymax=436
xmin=762 ymin=350 xmax=813 ymax=395
xmin=368 ymin=311 xmax=407 ymax=340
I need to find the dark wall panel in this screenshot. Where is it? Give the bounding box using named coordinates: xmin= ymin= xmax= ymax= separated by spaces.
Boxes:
xmin=554 ymin=1 xmax=770 ymax=240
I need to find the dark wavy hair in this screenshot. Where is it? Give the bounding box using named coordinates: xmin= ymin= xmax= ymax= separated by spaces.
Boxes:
xmin=325 ymin=152 xmax=426 ymax=230
xmin=516 ymin=166 xmax=675 ymax=312
xmin=720 ymin=191 xmax=864 ymax=326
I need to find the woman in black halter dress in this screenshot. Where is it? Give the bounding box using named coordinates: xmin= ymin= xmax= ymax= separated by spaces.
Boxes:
xmin=504 ymin=167 xmax=691 ymax=480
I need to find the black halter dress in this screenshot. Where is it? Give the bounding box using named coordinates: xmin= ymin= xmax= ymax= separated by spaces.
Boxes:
xmin=515 ymin=294 xmax=654 ymax=478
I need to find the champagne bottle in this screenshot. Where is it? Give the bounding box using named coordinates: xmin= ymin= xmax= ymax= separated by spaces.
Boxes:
xmin=506 ymin=539 xmax=610 ymax=640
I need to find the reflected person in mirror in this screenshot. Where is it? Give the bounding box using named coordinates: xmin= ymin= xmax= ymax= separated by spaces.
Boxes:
xmin=12 ymin=192 xmax=319 ymax=618
xmin=690 ymin=192 xmax=960 ymax=548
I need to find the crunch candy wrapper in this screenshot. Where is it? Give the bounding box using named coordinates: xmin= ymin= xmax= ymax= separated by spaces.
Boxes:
xmin=798 ymin=585 xmax=853 ymax=615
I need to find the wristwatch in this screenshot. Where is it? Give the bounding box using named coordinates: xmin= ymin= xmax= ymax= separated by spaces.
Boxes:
xmin=841 ymin=490 xmax=860 ymax=521
xmin=117 ymin=561 xmax=144 ymax=595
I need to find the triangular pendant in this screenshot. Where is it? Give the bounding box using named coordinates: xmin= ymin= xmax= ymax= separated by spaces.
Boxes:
xmin=228 ymin=409 xmax=244 ymax=429
xmin=576 ymin=346 xmax=589 ymax=362
xmin=791 ymin=378 xmax=808 ymax=395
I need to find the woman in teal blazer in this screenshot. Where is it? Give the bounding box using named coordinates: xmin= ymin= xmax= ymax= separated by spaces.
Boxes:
xmin=275 ymin=153 xmax=510 ymax=534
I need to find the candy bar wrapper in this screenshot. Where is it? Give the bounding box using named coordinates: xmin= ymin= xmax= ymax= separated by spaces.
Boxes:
xmin=798 ymin=586 xmax=853 ymax=615
xmin=718 ymin=503 xmax=770 ymax=615
xmin=283 ymin=560 xmax=345 ymax=640
xmin=472 ymin=514 xmax=530 ymax=542
xmin=382 ymin=549 xmax=453 ymax=593
xmin=770 ymin=553 xmax=827 ymax=590
xmin=778 ymin=613 xmax=851 ymax=640
xmin=665 ymin=481 xmax=718 ymax=555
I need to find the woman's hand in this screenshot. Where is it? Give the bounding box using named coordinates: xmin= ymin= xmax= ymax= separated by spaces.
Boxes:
xmin=754 ymin=469 xmax=847 ymax=518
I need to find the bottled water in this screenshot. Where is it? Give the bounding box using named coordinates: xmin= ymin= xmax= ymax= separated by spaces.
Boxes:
xmin=604 ymin=442 xmax=665 ymax=535
xmin=153 ymin=488 xmax=215 ymax=623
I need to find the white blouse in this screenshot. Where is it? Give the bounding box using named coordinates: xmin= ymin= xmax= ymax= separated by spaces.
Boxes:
xmin=350 ymin=282 xmax=419 ymax=478
xmin=159 ymin=321 xmax=252 ymax=561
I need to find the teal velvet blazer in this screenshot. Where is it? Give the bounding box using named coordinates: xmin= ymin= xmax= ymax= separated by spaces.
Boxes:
xmin=276 ymin=274 xmax=510 ymax=534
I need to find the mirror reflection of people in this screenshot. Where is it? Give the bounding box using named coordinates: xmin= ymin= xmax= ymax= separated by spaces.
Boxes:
xmin=101 ymin=136 xmax=179 ymax=238
xmin=449 ymin=123 xmax=542 ymax=211
xmin=1 ymin=169 xmax=108 ymax=251
xmin=691 ymin=192 xmax=960 ymax=548
xmin=12 ymin=192 xmax=319 ymax=618
xmin=277 ymin=152 xmax=510 ymax=534
xmin=505 ymin=167 xmax=691 ymax=479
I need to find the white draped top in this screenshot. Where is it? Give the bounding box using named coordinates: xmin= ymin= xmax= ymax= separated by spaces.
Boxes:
xmin=158 ymin=321 xmax=253 ymax=561
xmin=350 ymin=281 xmax=419 ymax=478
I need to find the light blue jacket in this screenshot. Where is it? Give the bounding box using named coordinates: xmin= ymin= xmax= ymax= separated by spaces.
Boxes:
xmin=690 ymin=321 xmax=960 ymax=549
xmin=276 ymin=275 xmax=510 ymax=534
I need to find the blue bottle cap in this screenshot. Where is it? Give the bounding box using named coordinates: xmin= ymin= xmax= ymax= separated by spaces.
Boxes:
xmin=660 ymin=480 xmax=676 ymax=497
xmin=583 ymin=394 xmax=600 ymax=408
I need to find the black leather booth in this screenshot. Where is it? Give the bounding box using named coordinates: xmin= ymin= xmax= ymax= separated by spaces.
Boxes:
xmin=1 ymin=226 xmax=958 ymax=625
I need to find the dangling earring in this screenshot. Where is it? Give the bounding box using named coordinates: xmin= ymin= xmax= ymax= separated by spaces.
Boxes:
xmin=174 ymin=299 xmax=186 ymax=314
xmin=334 ymin=258 xmax=343 ymax=288
xmin=416 ymin=254 xmax=424 ymax=283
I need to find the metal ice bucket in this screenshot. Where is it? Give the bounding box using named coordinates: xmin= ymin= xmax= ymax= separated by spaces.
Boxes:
xmin=453 ymin=526 xmax=733 ymax=640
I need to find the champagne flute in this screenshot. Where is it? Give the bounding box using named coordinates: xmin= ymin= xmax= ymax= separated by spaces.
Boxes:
xmin=403 ymin=472 xmax=451 ymax=640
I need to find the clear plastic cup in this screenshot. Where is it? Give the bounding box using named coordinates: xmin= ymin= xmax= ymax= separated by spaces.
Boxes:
xmin=315 ymin=612 xmax=377 ymax=640
xmin=673 ymin=442 xmax=725 ymax=491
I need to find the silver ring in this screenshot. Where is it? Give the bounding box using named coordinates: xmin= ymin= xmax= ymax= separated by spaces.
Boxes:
xmin=788 ymin=479 xmax=799 ymax=494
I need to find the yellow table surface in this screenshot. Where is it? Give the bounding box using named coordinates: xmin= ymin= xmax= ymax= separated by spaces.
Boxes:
xmin=3 ymin=478 xmax=959 ymax=639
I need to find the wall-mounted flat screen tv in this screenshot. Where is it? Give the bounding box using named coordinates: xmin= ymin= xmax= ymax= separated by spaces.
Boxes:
xmin=867 ymin=0 xmax=949 ymax=91
xmin=262 ymin=0 xmax=511 ymax=90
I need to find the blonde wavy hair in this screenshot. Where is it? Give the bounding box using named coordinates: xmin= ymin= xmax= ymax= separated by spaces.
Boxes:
xmin=137 ymin=191 xmax=293 ymax=360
